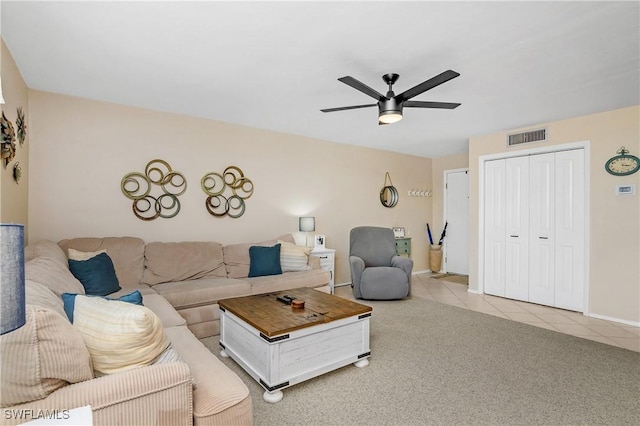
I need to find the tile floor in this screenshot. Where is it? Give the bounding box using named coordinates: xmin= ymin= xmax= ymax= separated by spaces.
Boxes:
xmin=338 ymin=273 xmax=640 ymax=353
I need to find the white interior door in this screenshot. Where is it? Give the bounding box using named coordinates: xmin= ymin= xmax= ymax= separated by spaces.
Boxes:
xmin=554 ymin=149 xmax=585 ymax=311
xmin=504 ymin=156 xmax=530 ymax=301
xmin=483 ymin=160 xmax=506 ymax=296
xmin=444 ymin=169 xmax=469 ymax=275
xmin=528 ymin=153 xmax=556 ymax=306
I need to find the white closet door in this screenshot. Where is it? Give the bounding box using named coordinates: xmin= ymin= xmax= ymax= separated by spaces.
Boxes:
xmin=554 ymin=149 xmax=585 ymax=311
xmin=528 ymin=153 xmax=556 ymax=306
xmin=484 ymin=159 xmax=506 ymax=297
xmin=504 ymin=156 xmax=530 ymax=301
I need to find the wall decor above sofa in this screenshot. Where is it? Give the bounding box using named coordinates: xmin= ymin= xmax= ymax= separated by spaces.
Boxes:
xmin=121 ymin=159 xmax=187 ymax=221
xmin=201 ymin=165 xmax=254 ymax=218
xmin=1 ymin=111 xmax=17 ymax=167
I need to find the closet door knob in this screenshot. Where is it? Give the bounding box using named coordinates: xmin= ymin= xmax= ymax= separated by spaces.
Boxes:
xmin=510 ymin=235 xmax=519 ymax=238
xmin=539 ymin=236 xmax=548 ymax=240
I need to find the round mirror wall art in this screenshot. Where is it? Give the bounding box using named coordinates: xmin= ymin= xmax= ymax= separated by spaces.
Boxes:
xmin=380 ymin=172 xmax=399 ymax=208
xmin=121 ymin=159 xmax=187 ymax=221
xmin=201 ymin=166 xmax=254 ymax=218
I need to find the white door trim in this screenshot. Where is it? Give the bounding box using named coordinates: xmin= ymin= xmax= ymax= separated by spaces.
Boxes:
xmin=477 ymin=141 xmax=591 ymax=315
xmin=443 ymin=168 xmax=469 ymax=274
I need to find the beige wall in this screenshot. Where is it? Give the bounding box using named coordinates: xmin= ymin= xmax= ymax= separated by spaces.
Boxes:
xmin=27 ymin=90 xmax=433 ymax=284
xmin=469 ymin=106 xmax=640 ymax=324
xmin=1 ymin=39 xmax=30 ymax=235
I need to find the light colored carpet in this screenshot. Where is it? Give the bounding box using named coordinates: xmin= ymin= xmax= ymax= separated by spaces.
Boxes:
xmin=432 ymin=273 xmax=469 ymax=285
xmin=201 ymin=292 xmax=639 ymax=425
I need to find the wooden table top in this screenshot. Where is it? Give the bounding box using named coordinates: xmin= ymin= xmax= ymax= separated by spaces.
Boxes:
xmin=218 ymin=287 xmax=372 ymax=337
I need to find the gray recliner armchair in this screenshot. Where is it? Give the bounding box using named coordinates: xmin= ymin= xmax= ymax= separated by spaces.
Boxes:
xmin=349 ymin=226 xmax=413 ymax=300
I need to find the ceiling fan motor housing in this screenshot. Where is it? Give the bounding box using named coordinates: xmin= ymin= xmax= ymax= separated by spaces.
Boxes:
xmin=379 ymin=97 xmax=402 ymax=115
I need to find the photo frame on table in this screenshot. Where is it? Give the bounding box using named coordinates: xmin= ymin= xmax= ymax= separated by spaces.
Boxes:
xmin=392 ymin=226 xmax=405 ymax=238
xmin=314 ymin=235 xmax=325 ymax=249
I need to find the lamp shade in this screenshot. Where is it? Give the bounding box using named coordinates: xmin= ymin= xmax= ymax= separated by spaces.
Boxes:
xmin=1 ymin=224 xmax=26 ymax=335
xmin=299 ymin=217 xmax=315 ymax=232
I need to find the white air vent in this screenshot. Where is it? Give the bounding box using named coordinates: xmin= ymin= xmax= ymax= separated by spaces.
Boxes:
xmin=507 ymin=128 xmax=547 ymax=146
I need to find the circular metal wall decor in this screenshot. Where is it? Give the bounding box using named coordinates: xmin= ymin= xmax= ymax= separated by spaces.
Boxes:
xmin=380 ymin=172 xmax=399 ymax=208
xmin=201 ymin=166 xmax=254 ymax=218
xmin=121 ymin=159 xmax=187 ymax=221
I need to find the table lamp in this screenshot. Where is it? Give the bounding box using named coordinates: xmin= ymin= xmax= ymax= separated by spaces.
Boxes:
xmin=298 ymin=217 xmax=315 ymax=247
xmin=1 ymin=224 xmax=26 ymax=335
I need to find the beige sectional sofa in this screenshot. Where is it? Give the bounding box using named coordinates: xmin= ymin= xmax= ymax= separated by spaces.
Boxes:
xmin=0 ymin=234 xmax=330 ymax=426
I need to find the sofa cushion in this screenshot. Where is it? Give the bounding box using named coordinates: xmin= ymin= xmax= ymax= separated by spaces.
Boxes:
xmin=224 ymin=234 xmax=295 ymax=278
xmin=61 ymin=291 xmax=143 ymax=322
xmin=248 ymin=269 xmax=331 ymax=295
xmin=278 ymin=240 xmax=312 ymax=272
xmin=69 ymin=252 xmax=121 ymax=296
xmin=248 ymin=244 xmax=282 ymax=277
xmin=67 ymin=248 xmax=106 ymax=261
xmin=152 ymin=277 xmax=251 ymax=310
xmin=164 ymin=326 xmax=250 ymax=420
xmin=24 ymin=240 xmax=68 ymax=266
xmin=25 ymin=280 xmax=67 ymax=318
xmin=0 ymin=305 xmax=94 ymax=407
xmin=58 ymin=237 xmax=146 ymax=287
xmin=68 ymin=295 xmax=169 ymax=376
xmin=142 ymin=241 xmax=226 ymax=286
xmin=139 ymin=293 xmax=188 ymax=328
xmin=25 ymin=256 xmax=85 ymax=297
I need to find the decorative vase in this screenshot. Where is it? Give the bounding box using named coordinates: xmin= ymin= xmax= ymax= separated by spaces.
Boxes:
xmin=429 ymin=245 xmax=443 ymax=273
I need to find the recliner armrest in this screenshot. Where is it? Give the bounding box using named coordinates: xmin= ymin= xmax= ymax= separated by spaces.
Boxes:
xmin=391 ymin=256 xmax=413 ymax=278
xmin=349 ymin=256 xmax=365 ymax=298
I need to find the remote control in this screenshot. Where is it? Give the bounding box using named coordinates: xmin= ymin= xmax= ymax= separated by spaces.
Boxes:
xmin=277 ymin=295 xmax=294 ymax=305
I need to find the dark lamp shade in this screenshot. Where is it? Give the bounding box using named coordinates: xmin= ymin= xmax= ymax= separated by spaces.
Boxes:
xmin=299 ymin=217 xmax=315 ymax=232
xmin=1 ymin=224 xmax=26 ymax=335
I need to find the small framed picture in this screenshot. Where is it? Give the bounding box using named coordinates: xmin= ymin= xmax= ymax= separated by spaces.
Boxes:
xmin=392 ymin=226 xmax=405 ymax=238
xmin=314 ymin=235 xmax=326 ymax=249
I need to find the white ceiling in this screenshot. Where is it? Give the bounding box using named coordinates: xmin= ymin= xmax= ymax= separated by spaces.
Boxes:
xmin=2 ymin=1 xmax=639 ymax=158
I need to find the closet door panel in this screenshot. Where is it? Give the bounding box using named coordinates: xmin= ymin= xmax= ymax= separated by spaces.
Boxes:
xmin=528 ymin=153 xmax=555 ymax=306
xmin=504 ymin=156 xmax=529 ymax=301
xmin=554 ymin=150 xmax=585 ymax=311
xmin=484 ymin=159 xmax=506 ymax=297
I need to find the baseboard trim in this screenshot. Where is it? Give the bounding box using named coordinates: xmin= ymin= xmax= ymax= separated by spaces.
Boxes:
xmin=588 ymin=312 xmax=640 ymax=328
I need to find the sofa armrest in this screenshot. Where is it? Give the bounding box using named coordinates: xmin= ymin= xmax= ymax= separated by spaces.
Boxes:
xmin=2 ymin=362 xmax=193 ymax=426
xmin=308 ymin=255 xmax=321 ymax=270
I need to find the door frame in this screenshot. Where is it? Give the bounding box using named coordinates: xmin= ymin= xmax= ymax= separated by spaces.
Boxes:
xmin=443 ymin=167 xmax=469 ymax=274
xmin=477 ymin=140 xmax=591 ymax=314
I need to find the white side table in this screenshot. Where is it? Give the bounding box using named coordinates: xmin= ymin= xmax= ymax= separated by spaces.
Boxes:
xmin=311 ymin=248 xmax=336 ymax=294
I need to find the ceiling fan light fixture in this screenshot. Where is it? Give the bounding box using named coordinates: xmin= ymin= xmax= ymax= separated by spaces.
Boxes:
xmin=378 ymin=111 xmax=403 ymax=124
xmin=378 ymin=98 xmax=403 ymax=124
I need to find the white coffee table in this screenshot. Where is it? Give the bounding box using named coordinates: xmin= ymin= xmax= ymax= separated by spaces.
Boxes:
xmin=218 ymin=287 xmax=372 ymax=403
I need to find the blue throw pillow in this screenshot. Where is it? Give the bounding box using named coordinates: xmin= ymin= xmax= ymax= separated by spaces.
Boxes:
xmin=68 ymin=252 xmax=121 ymax=296
xmin=248 ymin=244 xmax=282 ymax=278
xmin=61 ymin=291 xmax=144 ymax=323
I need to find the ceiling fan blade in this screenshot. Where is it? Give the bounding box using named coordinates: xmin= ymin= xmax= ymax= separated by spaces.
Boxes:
xmin=404 ymin=101 xmax=461 ymax=109
xmin=338 ymin=76 xmax=385 ymax=101
xmin=397 ymin=70 xmax=460 ymax=102
xmin=321 ymin=104 xmax=377 ymax=113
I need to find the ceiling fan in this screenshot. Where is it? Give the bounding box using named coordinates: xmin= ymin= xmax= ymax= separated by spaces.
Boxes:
xmin=321 ymin=70 xmax=461 ymax=125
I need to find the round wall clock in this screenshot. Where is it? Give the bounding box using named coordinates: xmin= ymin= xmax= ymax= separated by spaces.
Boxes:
xmin=605 ymin=147 xmax=640 ymax=176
